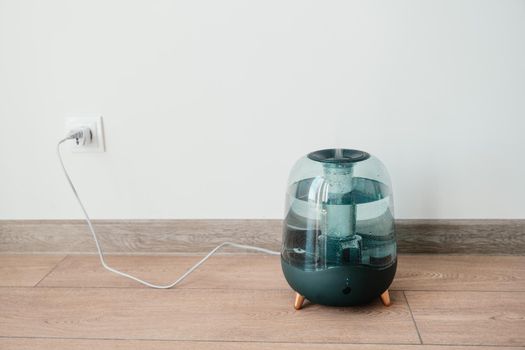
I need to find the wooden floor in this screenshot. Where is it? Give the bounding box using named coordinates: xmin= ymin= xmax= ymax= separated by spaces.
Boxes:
xmin=0 ymin=254 xmax=524 ymax=349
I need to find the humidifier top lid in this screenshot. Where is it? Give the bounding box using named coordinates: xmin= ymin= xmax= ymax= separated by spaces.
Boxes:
xmin=307 ymin=148 xmax=370 ymax=164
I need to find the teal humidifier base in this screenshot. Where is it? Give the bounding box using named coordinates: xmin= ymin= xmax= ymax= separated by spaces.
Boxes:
xmin=281 ymin=149 xmax=398 ymax=310
xmin=282 ymin=258 xmax=396 ymax=309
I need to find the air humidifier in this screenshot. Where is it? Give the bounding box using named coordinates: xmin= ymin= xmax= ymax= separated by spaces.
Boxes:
xmin=281 ymin=149 xmax=397 ymax=309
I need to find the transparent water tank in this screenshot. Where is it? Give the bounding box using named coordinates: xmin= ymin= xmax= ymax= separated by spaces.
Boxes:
xmin=281 ymin=149 xmax=397 ymax=306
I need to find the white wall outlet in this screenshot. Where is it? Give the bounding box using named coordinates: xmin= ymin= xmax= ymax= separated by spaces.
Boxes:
xmin=65 ymin=115 xmax=105 ymax=153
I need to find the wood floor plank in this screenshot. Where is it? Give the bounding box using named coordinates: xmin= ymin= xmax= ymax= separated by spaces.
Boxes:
xmin=0 ymin=288 xmax=419 ymax=344
xmin=3 ymin=255 xmax=525 ymax=346
xmin=405 ymin=291 xmax=525 ymax=346
xmin=0 ymin=338 xmax=522 ymax=350
xmin=37 ymin=255 xmax=288 ymax=289
xmin=0 ymin=255 xmax=65 ymax=287
xmin=38 ymin=255 xmax=525 ymax=292
xmin=393 ymin=255 xmax=525 ymax=291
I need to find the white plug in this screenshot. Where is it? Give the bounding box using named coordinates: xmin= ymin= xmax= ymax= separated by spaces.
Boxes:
xmin=65 ymin=115 xmax=105 ymax=152
xmin=67 ymin=127 xmax=92 ymax=146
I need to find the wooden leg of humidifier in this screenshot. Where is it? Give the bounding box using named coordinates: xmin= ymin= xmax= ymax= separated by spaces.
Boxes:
xmin=294 ymin=293 xmax=305 ymax=310
xmin=380 ymin=290 xmax=391 ymax=306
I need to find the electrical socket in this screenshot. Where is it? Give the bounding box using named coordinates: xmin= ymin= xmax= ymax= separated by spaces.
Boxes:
xmin=65 ymin=115 xmax=105 ymax=152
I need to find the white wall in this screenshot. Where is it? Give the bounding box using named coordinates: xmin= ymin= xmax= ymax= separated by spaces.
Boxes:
xmin=0 ymin=0 xmax=524 ymax=219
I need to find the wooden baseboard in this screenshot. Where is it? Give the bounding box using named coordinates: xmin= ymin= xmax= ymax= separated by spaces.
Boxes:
xmin=0 ymin=219 xmax=524 ymax=254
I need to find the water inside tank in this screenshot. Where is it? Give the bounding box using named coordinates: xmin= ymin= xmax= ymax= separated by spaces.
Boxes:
xmin=282 ymin=175 xmax=396 ymax=271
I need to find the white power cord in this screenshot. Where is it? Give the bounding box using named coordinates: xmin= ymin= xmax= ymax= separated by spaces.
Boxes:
xmin=57 ymin=133 xmax=280 ymax=289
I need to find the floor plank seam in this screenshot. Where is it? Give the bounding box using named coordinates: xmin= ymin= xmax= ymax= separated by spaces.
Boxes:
xmin=32 ymin=255 xmax=68 ymax=287
xmin=0 ymin=336 xmax=523 ymax=348
xmin=403 ymin=291 xmax=424 ymax=345
xmin=0 ymin=335 xmax=426 ymax=346
xmin=3 ymin=285 xmax=525 ymax=293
